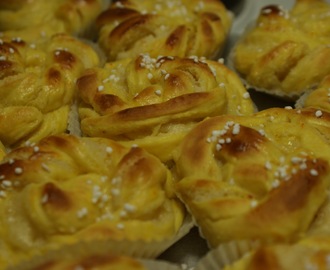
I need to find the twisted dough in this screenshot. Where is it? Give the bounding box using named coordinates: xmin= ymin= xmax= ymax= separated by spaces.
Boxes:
xmin=96 ymin=0 xmax=232 ymax=60
xmin=0 ymin=0 xmax=106 ymax=40
xmin=77 ymin=54 xmax=255 ymax=161
xmin=0 ymin=134 xmax=185 ymax=267
xmin=0 ymin=34 xmax=100 ymax=150
xmin=231 ymin=0 xmax=330 ymax=100
xmin=174 ymin=107 xmax=330 ymax=248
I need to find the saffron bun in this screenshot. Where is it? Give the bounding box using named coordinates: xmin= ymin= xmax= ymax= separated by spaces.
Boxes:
xmin=77 ymin=54 xmax=255 ymax=162
xmin=0 ymin=134 xmax=187 ymax=268
xmin=96 ymin=0 xmax=233 ymax=61
xmin=9 ymin=241 xmax=182 ymax=270
xmin=173 ymin=107 xmax=330 ymax=251
xmin=0 ymin=33 xmax=100 ymax=150
xmin=195 ymin=236 xmax=330 ymax=270
xmin=229 ymin=0 xmax=330 ymax=101
xmin=0 ymin=0 xmax=108 ymax=40
xmin=295 ymin=74 xmax=330 ymax=111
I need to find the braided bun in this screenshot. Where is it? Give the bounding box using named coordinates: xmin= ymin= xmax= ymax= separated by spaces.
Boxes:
xmin=96 ymin=0 xmax=232 ymax=60
xmin=77 ymin=54 xmax=255 ymax=161
xmin=0 ymin=134 xmax=186 ymax=268
xmin=0 ymin=34 xmax=100 ymax=149
xmin=174 ymin=108 xmax=330 ymax=250
xmin=0 ymin=0 xmax=107 ymax=40
xmin=230 ymin=0 xmax=330 ymax=100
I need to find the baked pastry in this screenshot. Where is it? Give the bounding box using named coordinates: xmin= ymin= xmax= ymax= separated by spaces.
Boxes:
xmin=230 ymin=0 xmax=330 ymax=100
xmin=0 ymin=33 xmax=100 ymax=150
xmin=195 ymin=236 xmax=330 ymax=270
xmin=173 ymin=107 xmax=330 ymax=252
xmin=96 ymin=0 xmax=232 ymax=61
xmin=296 ymin=74 xmax=330 ymax=112
xmin=77 ymin=54 xmax=255 ymax=161
xmin=0 ymin=134 xmax=186 ymax=268
xmin=0 ymin=0 xmax=107 ymax=40
xmin=9 ymin=241 xmax=182 ymax=270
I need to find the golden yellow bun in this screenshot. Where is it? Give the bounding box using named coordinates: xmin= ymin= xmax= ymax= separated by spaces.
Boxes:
xmin=174 ymin=107 xmax=330 ymax=249
xmin=0 ymin=134 xmax=185 ymax=268
xmin=296 ymin=74 xmax=330 ymax=112
xmin=0 ymin=34 xmax=100 ymax=149
xmin=77 ymin=54 xmax=255 ymax=161
xmin=217 ymin=236 xmax=330 ymax=270
xmin=96 ymin=0 xmax=232 ymax=60
xmin=231 ymin=0 xmax=330 ymax=100
xmin=0 ymin=0 xmax=107 ymax=40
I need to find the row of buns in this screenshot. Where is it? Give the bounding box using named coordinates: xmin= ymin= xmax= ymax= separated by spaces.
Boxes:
xmin=1 ymin=0 xmax=330 ymax=269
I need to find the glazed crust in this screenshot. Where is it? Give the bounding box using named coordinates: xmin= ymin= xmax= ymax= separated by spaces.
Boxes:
xmin=0 ymin=134 xmax=185 ymax=267
xmin=174 ymin=107 xmax=330 ymax=248
xmin=0 ymin=34 xmax=100 ymax=149
xmin=96 ymin=0 xmax=232 ymax=60
xmin=77 ymin=55 xmax=255 ymax=161
xmin=231 ymin=0 xmax=330 ymax=100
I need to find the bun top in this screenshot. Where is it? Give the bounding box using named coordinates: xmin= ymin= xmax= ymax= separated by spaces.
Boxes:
xmin=174 ymin=107 xmax=330 ymax=248
xmin=231 ymin=0 xmax=330 ymax=100
xmin=77 ymin=54 xmax=255 ymax=161
xmin=9 ymin=239 xmax=182 ymax=270
xmin=96 ymin=0 xmax=232 ymax=60
xmin=0 ymin=134 xmax=185 ymax=266
xmin=0 ymin=34 xmax=100 ymax=149
xmin=0 ymin=0 xmax=105 ymax=40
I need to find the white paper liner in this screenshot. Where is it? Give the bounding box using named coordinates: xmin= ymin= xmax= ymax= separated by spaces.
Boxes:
xmin=7 ymin=241 xmax=183 ymax=270
xmin=194 ymin=240 xmax=260 ymax=270
xmin=67 ymin=101 xmax=82 ymax=137
xmin=6 ymin=215 xmax=193 ymax=269
xmin=6 ymin=214 xmax=194 ymax=269
xmin=294 ymin=88 xmax=315 ymax=109
xmin=141 ymin=259 xmax=182 ymax=270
